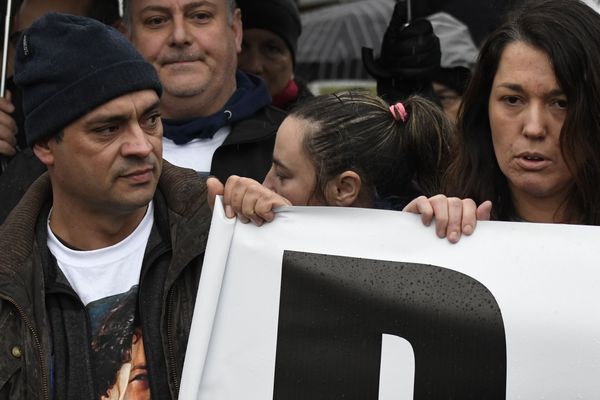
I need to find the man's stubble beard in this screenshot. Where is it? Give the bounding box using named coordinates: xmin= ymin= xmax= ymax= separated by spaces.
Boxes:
xmin=163 ymin=82 xmax=207 ymax=98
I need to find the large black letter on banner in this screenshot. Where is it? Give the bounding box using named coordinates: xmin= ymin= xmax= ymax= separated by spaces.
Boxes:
xmin=273 ymin=251 xmax=506 ymax=399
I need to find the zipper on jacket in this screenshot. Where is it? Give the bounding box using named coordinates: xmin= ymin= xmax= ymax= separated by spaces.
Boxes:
xmin=166 ymin=287 xmax=180 ymax=394
xmin=1 ymin=295 xmax=50 ymax=400
xmin=138 ymin=240 xmax=178 ymax=397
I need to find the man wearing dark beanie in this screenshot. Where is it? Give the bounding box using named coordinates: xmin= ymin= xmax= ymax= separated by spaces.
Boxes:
xmin=0 ymin=13 xmax=212 ymax=400
xmin=237 ymin=0 xmax=313 ymax=110
xmin=0 ymin=0 xmax=121 ymax=224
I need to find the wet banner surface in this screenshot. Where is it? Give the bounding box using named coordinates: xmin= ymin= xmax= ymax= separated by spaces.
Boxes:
xmin=180 ymin=198 xmax=600 ymax=399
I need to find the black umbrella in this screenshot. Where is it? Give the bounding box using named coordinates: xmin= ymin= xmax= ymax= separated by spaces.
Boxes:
xmin=296 ymin=0 xmax=394 ymax=81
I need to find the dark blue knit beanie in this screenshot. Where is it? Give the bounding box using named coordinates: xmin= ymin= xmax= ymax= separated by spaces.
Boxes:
xmin=14 ymin=13 xmax=162 ymax=146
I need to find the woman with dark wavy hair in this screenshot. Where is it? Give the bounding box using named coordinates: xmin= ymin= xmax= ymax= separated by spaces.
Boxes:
xmin=407 ymin=0 xmax=600 ymax=236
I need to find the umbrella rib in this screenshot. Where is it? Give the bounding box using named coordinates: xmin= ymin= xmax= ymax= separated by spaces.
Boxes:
xmin=297 ymin=0 xmax=395 ymax=79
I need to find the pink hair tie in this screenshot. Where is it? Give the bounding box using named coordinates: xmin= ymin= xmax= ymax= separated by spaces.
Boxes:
xmin=389 ymin=102 xmax=408 ymax=122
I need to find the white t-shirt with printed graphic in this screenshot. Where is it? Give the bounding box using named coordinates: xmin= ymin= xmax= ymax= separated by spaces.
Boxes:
xmin=47 ymin=202 xmax=154 ymax=399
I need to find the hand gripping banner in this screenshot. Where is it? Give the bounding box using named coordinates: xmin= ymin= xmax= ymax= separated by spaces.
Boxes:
xmin=180 ymin=198 xmax=600 ymax=399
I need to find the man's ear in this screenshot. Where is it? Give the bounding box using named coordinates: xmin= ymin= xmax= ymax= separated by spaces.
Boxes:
xmin=324 ymin=171 xmax=362 ymax=207
xmin=33 ymin=139 xmax=55 ymax=167
xmin=231 ymin=8 xmax=243 ymax=53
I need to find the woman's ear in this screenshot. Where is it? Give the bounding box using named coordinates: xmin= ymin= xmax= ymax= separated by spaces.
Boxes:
xmin=325 ymin=171 xmax=362 ymax=207
xmin=33 ymin=139 xmax=55 ymax=167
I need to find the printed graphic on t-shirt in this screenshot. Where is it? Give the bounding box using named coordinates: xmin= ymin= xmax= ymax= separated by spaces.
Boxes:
xmin=88 ymin=285 xmax=150 ymax=400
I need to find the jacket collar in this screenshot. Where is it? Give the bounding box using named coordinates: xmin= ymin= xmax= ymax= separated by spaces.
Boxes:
xmin=162 ymin=71 xmax=272 ymax=144
xmin=157 ymin=161 xmax=212 ymax=289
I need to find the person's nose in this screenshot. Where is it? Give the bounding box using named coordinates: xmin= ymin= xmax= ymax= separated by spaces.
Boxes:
xmin=121 ymin=124 xmax=154 ymax=158
xmin=169 ymin=14 xmax=191 ymax=47
xmin=240 ymin=48 xmax=264 ymax=76
xmin=263 ymin=166 xmax=276 ymax=189
xmin=522 ymin=102 xmax=548 ymax=140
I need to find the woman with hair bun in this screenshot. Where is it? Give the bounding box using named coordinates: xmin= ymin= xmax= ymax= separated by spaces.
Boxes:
xmin=208 ymin=90 xmax=454 ymax=225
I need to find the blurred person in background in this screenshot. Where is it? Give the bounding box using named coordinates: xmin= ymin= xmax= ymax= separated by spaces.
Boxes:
xmin=363 ymin=1 xmax=478 ymax=125
xmin=0 ymin=0 xmax=21 ymax=161
xmin=428 ymin=11 xmax=478 ymax=125
xmin=363 ymin=0 xmax=441 ymax=104
xmin=236 ymin=0 xmax=312 ymax=111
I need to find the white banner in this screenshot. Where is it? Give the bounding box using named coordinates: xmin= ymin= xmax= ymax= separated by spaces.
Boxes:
xmin=179 ymin=198 xmax=600 ymax=399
